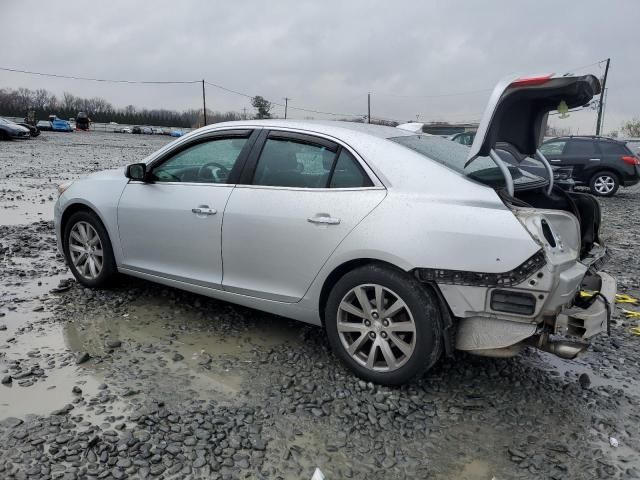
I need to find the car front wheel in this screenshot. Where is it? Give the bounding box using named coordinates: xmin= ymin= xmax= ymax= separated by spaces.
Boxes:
xmin=63 ymin=211 xmax=117 ymax=288
xmin=590 ymin=171 xmax=619 ymax=196
xmin=325 ymin=264 xmax=442 ymax=385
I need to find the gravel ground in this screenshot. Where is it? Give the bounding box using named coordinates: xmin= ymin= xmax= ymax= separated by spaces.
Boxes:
xmin=1 ymin=131 xmax=640 ymax=479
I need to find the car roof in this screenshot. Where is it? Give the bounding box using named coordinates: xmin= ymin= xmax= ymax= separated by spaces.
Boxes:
xmin=194 ymin=119 xmax=415 ymax=141
xmin=146 ymin=119 xmax=489 ymax=193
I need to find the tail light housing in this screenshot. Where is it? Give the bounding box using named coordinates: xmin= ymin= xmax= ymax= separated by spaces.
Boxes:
xmin=621 ymin=155 xmax=640 ymax=166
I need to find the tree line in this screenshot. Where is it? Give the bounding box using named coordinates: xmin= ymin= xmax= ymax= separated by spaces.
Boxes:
xmin=0 ymin=87 xmax=243 ymax=128
xmin=0 ymin=86 xmax=403 ymax=128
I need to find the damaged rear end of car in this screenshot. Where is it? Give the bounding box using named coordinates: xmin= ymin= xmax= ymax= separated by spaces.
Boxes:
xmin=422 ymin=73 xmax=615 ymax=360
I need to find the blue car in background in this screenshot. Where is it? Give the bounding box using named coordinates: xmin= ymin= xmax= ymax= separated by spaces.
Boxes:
xmin=49 ymin=115 xmax=73 ymax=132
xmin=51 ymin=118 xmax=74 ymax=132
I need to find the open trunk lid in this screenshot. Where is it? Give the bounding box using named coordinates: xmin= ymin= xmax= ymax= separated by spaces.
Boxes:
xmin=468 ymin=74 xmax=601 ymax=165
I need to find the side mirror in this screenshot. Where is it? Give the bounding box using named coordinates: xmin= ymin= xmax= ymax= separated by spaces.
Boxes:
xmin=125 ymin=163 xmax=147 ymax=181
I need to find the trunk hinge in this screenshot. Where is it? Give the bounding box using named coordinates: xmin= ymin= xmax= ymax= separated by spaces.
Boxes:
xmin=489 ymin=149 xmax=514 ymax=197
xmin=535 ymin=149 xmax=555 ymax=195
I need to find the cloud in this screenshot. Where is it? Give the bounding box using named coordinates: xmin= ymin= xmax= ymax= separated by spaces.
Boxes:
xmin=1 ymin=0 xmax=637 ymax=132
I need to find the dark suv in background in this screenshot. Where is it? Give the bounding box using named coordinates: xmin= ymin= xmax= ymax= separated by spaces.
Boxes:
xmin=539 ymin=136 xmax=640 ymax=196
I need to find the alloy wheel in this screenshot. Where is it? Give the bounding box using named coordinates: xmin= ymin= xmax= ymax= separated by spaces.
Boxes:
xmin=336 ymin=284 xmax=416 ymax=372
xmin=68 ymin=221 xmax=104 ymax=280
xmin=593 ymin=175 xmax=615 ymax=195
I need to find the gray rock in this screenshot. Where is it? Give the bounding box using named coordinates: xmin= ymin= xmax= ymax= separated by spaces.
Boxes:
xmin=578 ymin=373 xmax=591 ymax=389
xmin=76 ymin=352 xmax=91 ymax=364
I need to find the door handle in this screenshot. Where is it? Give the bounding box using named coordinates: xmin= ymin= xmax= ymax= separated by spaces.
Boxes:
xmin=588 ymin=158 xmax=601 ymax=162
xmin=550 ymin=159 xmax=561 ymax=162
xmin=308 ymin=215 xmax=340 ymax=225
xmin=192 ymin=206 xmax=217 ymax=215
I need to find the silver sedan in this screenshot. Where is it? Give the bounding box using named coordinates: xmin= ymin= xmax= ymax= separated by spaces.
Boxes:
xmin=55 ymin=73 xmax=614 ymax=385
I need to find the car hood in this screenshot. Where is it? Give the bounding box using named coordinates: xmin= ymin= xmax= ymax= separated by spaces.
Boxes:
xmin=5 ymin=124 xmax=29 ymax=133
xmin=468 ymin=73 xmax=601 ymax=163
xmin=86 ymin=168 xmax=126 ymax=181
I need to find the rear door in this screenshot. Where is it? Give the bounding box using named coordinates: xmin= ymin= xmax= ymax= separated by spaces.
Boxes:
xmin=221 ymin=130 xmax=386 ymax=302
xmin=559 ymin=138 xmax=600 ymax=184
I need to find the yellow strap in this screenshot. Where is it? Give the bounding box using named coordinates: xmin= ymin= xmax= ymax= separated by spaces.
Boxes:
xmin=579 ymin=290 xmax=596 ymax=298
xmin=630 ymin=326 xmax=640 ymax=336
xmin=622 ymin=309 xmax=640 ymax=319
xmin=616 ymin=294 xmax=639 ymax=304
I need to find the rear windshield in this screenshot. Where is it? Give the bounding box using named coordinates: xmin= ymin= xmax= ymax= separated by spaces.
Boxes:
xmin=389 ymin=134 xmax=545 ymax=188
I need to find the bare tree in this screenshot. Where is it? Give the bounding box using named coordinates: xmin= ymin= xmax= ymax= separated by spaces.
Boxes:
xmin=621 ymin=118 xmax=640 ymax=138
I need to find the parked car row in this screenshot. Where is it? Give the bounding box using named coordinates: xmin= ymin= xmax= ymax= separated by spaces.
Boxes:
xmin=36 ymin=117 xmax=74 ymax=133
xmin=113 ymin=125 xmax=186 ymax=137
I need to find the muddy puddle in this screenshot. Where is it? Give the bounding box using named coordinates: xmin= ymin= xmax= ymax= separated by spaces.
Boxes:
xmin=1 ymin=281 xmax=304 ymax=420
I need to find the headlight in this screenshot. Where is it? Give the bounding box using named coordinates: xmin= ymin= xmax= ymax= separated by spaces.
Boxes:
xmin=58 ymin=181 xmax=74 ymax=196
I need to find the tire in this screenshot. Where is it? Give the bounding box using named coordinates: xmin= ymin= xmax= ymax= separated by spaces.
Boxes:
xmin=63 ymin=211 xmax=117 ymax=288
xmin=589 ymin=171 xmax=619 ymax=197
xmin=325 ymin=264 xmax=442 ymax=385
xmin=0 ymin=130 xmax=9 ymax=141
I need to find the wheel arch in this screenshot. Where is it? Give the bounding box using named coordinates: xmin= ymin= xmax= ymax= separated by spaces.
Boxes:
xmin=317 ymin=258 xmax=411 ymax=325
xmin=591 ymin=168 xmax=620 ymax=180
xmin=317 ymin=257 xmax=455 ymax=356
xmin=60 ymin=202 xmax=114 ymax=259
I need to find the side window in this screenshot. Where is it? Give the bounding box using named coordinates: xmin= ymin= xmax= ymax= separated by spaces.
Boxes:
xmin=539 ymin=140 xmax=566 ymax=156
xmin=330 ymin=150 xmax=373 ymax=188
xmin=151 ymin=137 xmax=248 ymax=183
xmin=598 ymin=141 xmax=627 ymax=155
xmin=564 ymin=140 xmax=596 ymax=156
xmin=252 ymin=138 xmax=336 ymax=188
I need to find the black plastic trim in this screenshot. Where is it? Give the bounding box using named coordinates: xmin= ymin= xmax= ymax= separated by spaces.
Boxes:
xmin=414 ymin=250 xmax=546 ymax=288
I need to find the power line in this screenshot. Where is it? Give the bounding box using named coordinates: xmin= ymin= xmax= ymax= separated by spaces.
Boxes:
xmin=204 ymin=81 xmax=254 ymax=98
xmin=0 ymin=66 xmax=199 ymax=84
xmin=371 ymin=88 xmax=492 ymax=99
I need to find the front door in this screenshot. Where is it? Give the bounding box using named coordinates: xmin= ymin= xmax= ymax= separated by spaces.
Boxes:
xmin=221 ymin=131 xmax=386 ymax=302
xmin=117 ymin=131 xmax=254 ymax=288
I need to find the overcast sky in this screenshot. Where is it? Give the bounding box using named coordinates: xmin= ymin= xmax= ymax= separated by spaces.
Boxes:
xmin=1 ymin=1 xmax=638 ymax=133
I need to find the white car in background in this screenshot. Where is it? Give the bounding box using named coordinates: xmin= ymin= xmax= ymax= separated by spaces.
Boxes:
xmin=54 ymin=73 xmax=614 ymax=385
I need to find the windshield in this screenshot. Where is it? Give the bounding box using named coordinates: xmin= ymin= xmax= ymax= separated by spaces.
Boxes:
xmin=389 ymin=134 xmax=546 ymax=189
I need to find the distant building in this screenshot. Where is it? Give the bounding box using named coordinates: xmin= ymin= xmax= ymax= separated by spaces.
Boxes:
xmin=422 ymin=122 xmax=478 ymax=136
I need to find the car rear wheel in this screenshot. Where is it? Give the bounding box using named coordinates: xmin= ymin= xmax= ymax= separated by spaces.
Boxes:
xmin=63 ymin=211 xmax=117 ymax=288
xmin=325 ymin=264 xmax=442 ymax=385
xmin=590 ymin=171 xmax=619 ymax=196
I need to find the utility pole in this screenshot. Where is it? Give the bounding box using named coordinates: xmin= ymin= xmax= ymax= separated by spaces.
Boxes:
xmin=283 ymin=97 xmax=290 ymax=119
xmin=202 ymin=80 xmax=207 ymax=126
xmin=367 ymin=93 xmax=371 ymax=124
xmin=242 ymin=107 xmax=247 ymax=120
xmin=595 ymin=58 xmax=610 ymax=135
xmin=601 ymin=88 xmax=609 ymax=134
